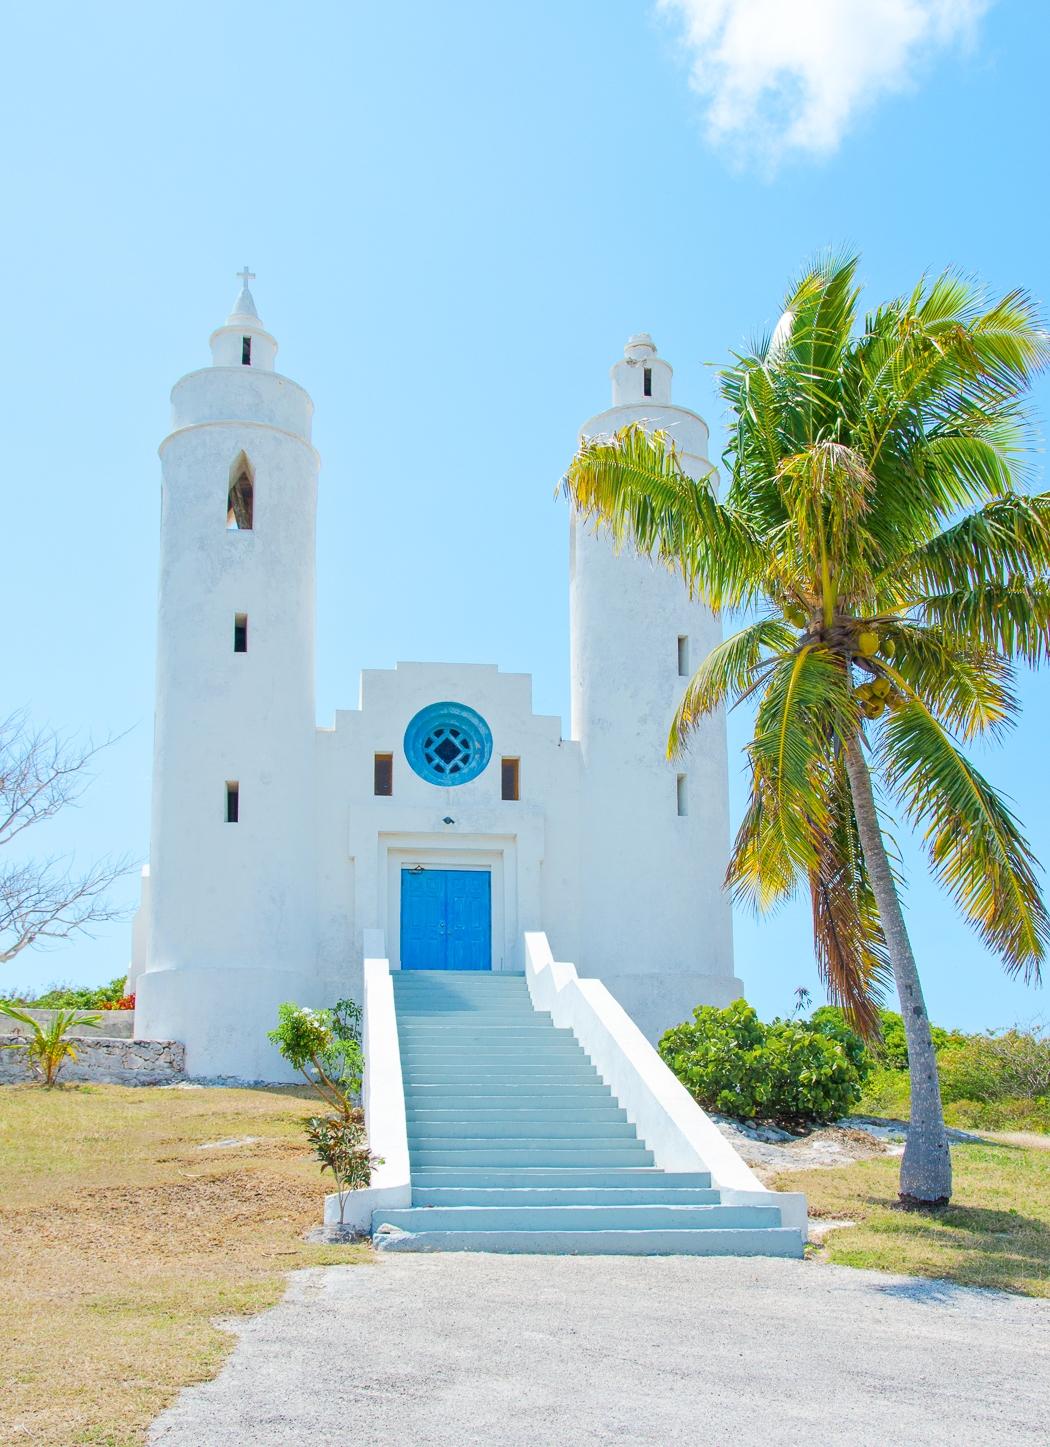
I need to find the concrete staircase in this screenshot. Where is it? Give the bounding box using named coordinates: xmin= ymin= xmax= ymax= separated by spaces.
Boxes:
xmin=373 ymin=971 xmax=803 ymax=1256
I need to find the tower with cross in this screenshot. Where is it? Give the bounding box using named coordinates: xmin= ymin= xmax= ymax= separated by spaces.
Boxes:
xmin=134 ymin=272 xmax=321 ymax=1075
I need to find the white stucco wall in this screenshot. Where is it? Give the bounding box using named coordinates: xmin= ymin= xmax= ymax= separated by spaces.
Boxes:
xmin=313 ymin=661 xmax=582 ymax=1002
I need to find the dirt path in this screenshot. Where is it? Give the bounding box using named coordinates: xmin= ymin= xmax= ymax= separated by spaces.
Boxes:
xmin=149 ymin=1254 xmax=1049 ymax=1446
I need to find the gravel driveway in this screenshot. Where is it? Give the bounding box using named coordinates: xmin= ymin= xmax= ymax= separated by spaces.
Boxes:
xmin=149 ymin=1255 xmax=1048 ymax=1446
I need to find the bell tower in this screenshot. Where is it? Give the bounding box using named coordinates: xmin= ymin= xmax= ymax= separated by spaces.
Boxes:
xmin=134 ymin=273 xmax=321 ymax=1078
xmin=569 ymin=334 xmax=741 ymax=1042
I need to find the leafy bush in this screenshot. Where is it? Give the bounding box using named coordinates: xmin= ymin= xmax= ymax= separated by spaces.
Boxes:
xmin=811 ymin=1004 xmax=965 ymax=1070
xmin=938 ymin=1028 xmax=1050 ymax=1104
xmin=856 ymin=1065 xmax=911 ymax=1120
xmin=855 ymin=1026 xmax=1050 ymax=1131
xmin=659 ymin=999 xmax=869 ymax=1126
xmin=2 ymin=977 xmax=130 ymax=1011
xmin=267 ymin=999 xmax=364 ymax=1110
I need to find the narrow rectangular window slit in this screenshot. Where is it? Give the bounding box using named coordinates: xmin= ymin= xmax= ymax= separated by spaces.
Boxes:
xmin=501 ymin=757 xmax=520 ymax=801
xmin=677 ymin=634 xmax=689 ymax=677
xmin=234 ymin=613 xmax=248 ymax=652
xmin=676 ymin=773 xmax=688 ymax=817
xmin=225 ymin=781 xmax=240 ymax=823
xmin=241 ymin=336 xmax=252 ymax=365
xmin=643 ymin=366 xmax=652 ymax=397
xmin=374 ymin=753 xmax=393 ymax=797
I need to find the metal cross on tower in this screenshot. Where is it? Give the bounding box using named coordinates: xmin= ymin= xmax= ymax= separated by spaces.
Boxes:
xmin=236 ymin=266 xmax=256 ymax=289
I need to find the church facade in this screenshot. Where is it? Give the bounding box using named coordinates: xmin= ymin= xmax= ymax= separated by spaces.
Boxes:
xmin=130 ymin=280 xmax=741 ymax=1080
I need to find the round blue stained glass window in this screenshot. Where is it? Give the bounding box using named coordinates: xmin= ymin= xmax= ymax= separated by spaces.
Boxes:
xmin=404 ymin=702 xmax=493 ymax=787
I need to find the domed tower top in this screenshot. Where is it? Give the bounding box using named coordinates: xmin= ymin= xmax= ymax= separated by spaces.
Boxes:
xmin=610 ymin=332 xmax=673 ymax=407
xmin=209 ymin=267 xmax=279 ymax=371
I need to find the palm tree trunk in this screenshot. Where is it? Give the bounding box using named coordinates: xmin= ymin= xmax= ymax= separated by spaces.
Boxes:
xmin=842 ymin=734 xmax=952 ymax=1205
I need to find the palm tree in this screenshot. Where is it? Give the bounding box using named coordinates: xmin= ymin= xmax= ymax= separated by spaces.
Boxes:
xmin=566 ymin=256 xmax=1049 ymax=1205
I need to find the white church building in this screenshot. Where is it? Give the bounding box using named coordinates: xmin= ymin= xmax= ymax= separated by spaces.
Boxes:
xmin=130 ymin=277 xmax=743 ymax=1082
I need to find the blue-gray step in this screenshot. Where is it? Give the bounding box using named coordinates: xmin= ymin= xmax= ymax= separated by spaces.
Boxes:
xmin=384 ymin=971 xmax=802 ymax=1257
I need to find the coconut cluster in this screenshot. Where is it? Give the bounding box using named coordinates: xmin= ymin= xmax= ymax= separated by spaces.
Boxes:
xmin=853 ymin=628 xmax=903 ymax=720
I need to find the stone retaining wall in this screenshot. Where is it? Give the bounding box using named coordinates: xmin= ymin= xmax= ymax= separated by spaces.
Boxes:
xmin=0 ymin=1035 xmax=185 ymax=1086
xmin=1 ymin=1009 xmax=135 ymax=1039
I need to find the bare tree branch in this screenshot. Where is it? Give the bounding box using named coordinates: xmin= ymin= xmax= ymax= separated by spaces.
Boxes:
xmin=0 ymin=714 xmax=135 ymax=965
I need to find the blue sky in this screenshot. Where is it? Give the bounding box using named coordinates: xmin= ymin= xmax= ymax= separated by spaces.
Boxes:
xmin=3 ymin=1 xmax=1048 ymax=1032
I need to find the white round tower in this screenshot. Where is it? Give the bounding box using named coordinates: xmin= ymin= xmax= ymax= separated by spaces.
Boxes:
xmin=135 ymin=273 xmax=320 ymax=1079
xmin=570 ymin=334 xmax=742 ymax=1043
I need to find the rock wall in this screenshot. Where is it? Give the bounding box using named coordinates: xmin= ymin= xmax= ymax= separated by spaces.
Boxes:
xmin=0 ymin=1035 xmax=184 ymax=1086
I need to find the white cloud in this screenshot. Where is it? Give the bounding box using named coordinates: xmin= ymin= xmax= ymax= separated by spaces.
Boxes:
xmin=658 ymin=0 xmax=990 ymax=168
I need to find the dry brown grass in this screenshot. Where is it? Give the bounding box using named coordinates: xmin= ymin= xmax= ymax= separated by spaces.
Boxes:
xmin=778 ymin=1139 xmax=1050 ymax=1297
xmin=0 ymin=1082 xmax=371 ymax=1446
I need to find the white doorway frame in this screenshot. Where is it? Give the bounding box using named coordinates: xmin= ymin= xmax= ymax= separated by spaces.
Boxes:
xmin=384 ymin=842 xmax=509 ymax=972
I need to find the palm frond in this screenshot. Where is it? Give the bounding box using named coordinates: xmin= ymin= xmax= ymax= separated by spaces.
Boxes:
xmin=878 ymin=703 xmax=1049 ymax=978
xmin=892 ymin=491 xmax=1050 ymax=595
xmin=808 ymin=756 xmax=893 ymax=1036
xmin=918 ymin=580 xmax=1050 ymax=666
xmin=726 ymin=778 xmax=802 ymax=913
xmin=564 ymin=424 xmax=765 ymax=609
xmin=873 ymin=622 xmax=1018 ymax=739
xmin=747 ymin=646 xmax=857 ymax=877
xmin=669 ymin=617 xmax=796 ymax=757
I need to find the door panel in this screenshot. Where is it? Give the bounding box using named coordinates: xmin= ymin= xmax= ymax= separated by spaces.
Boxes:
xmin=400 ymin=869 xmax=492 ymax=971
xmin=446 ymin=871 xmax=491 ymax=971
xmin=400 ymin=870 xmax=447 ymax=970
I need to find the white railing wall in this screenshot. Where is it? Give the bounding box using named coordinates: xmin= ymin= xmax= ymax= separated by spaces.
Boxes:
xmin=524 ymin=931 xmax=807 ymax=1237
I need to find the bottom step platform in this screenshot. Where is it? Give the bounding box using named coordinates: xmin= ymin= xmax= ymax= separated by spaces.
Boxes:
xmin=373 ymin=1226 xmax=805 ymax=1257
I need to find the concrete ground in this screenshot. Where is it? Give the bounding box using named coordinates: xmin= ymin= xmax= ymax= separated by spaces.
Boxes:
xmin=149 ymin=1255 xmax=1049 ymax=1446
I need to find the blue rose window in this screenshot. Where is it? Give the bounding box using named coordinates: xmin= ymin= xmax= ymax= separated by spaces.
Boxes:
xmin=404 ymin=702 xmax=493 ymax=786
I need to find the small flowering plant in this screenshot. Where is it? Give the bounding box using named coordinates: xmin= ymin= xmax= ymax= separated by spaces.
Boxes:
xmin=304 ymin=1108 xmax=383 ymax=1224
xmin=267 ymin=999 xmax=364 ymax=1111
xmin=268 ymin=998 xmax=380 ymax=1222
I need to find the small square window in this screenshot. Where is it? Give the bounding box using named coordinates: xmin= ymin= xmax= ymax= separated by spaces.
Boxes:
xmin=226 ymin=781 xmax=240 ymax=823
xmin=501 ymin=757 xmax=520 ymax=801
xmin=677 ymin=635 xmax=689 ymax=677
xmin=374 ymin=753 xmax=393 ymax=797
xmin=676 ymin=774 xmax=688 ymax=817
xmin=234 ymin=614 xmax=248 ymax=652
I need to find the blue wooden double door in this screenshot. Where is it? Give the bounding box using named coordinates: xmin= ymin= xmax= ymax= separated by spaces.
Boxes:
xmin=400 ymin=868 xmax=492 ymax=971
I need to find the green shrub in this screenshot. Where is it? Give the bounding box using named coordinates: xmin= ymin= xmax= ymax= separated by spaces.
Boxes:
xmin=938 ymin=1028 xmax=1050 ymax=1104
xmin=811 ymin=1004 xmax=965 ymax=1070
xmin=267 ymin=1000 xmax=364 ymax=1111
xmin=943 ymin=1096 xmax=1050 ymax=1133
xmin=2 ymin=977 xmax=129 ymax=1011
xmin=857 ymin=1065 xmax=912 ymax=1119
xmin=659 ymin=999 xmax=868 ymax=1126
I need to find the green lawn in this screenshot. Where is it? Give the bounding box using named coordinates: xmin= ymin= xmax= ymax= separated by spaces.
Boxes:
xmin=778 ymin=1138 xmax=1050 ymax=1297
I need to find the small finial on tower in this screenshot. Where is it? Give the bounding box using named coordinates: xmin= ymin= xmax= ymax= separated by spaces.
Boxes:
xmin=610 ymin=332 xmax=672 ymax=405
xmin=624 ymin=333 xmax=657 ymax=361
xmin=228 ymin=266 xmax=260 ymax=322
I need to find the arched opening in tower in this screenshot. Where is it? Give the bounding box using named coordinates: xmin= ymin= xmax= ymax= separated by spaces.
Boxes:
xmin=227 ymin=452 xmax=255 ymax=530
